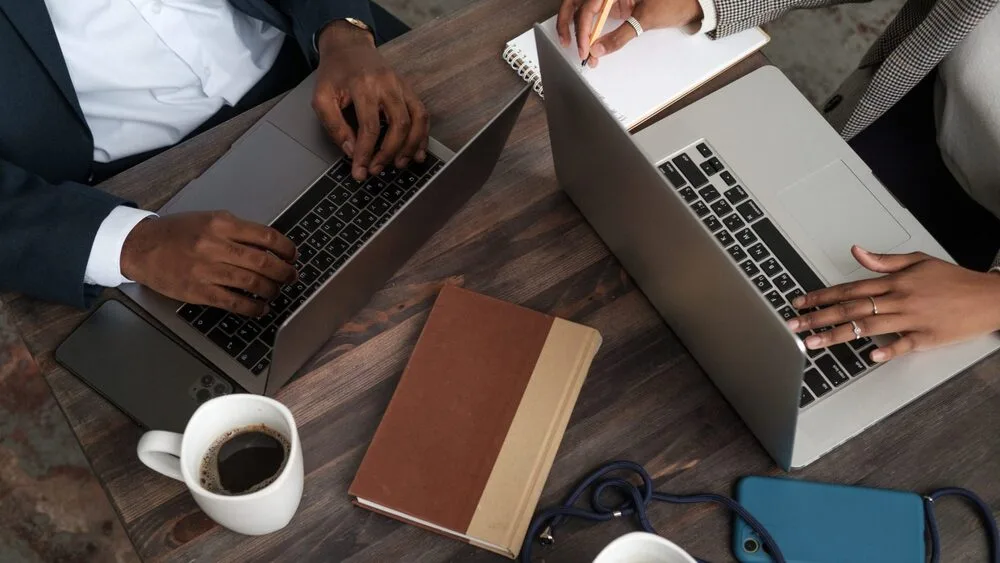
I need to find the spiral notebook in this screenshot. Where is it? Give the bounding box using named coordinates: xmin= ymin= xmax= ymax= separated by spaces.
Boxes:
xmin=502 ymin=17 xmax=768 ymax=129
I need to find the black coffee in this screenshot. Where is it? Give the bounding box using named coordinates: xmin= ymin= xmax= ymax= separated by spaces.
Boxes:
xmin=200 ymin=424 xmax=290 ymax=495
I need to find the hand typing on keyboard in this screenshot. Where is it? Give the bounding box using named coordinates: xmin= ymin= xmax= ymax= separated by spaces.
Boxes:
xmin=785 ymin=246 xmax=1000 ymax=364
xmin=122 ymin=211 xmax=298 ymax=317
xmin=312 ymin=21 xmax=430 ymax=182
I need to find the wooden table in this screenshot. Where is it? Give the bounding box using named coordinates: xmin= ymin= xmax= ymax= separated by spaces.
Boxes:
xmin=4 ymin=0 xmax=1000 ymax=560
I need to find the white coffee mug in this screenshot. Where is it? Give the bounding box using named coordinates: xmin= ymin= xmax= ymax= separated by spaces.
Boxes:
xmin=593 ymin=532 xmax=698 ymax=563
xmin=136 ymin=394 xmax=303 ymax=535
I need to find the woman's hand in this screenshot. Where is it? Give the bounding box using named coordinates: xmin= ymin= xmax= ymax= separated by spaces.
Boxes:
xmin=785 ymin=246 xmax=1000 ymax=363
xmin=556 ymin=0 xmax=703 ymax=67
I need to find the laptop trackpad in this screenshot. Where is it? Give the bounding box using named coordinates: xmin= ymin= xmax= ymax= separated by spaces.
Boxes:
xmin=778 ymin=161 xmax=910 ymax=276
xmin=162 ymin=121 xmax=329 ymax=225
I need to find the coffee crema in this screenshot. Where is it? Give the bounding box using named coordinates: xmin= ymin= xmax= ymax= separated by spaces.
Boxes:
xmin=199 ymin=424 xmax=290 ymax=496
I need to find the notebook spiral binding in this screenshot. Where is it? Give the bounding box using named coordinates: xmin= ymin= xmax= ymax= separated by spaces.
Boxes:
xmin=502 ymin=44 xmax=545 ymax=98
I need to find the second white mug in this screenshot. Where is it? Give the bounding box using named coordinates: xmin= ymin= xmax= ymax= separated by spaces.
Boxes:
xmin=136 ymin=394 xmax=303 ymax=535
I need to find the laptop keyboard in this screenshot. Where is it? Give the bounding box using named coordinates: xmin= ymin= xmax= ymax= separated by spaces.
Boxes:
xmin=658 ymin=142 xmax=880 ymax=410
xmin=176 ymin=152 xmax=444 ymax=376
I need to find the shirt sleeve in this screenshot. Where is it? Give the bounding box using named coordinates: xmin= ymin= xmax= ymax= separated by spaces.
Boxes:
xmin=83 ymin=206 xmax=157 ymax=287
xmin=695 ymin=0 xmax=719 ymax=34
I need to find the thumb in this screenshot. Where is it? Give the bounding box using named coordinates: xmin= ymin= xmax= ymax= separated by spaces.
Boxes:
xmin=313 ymin=93 xmax=357 ymax=158
xmin=853 ymin=246 xmax=927 ymax=273
xmin=590 ymin=15 xmax=642 ymax=58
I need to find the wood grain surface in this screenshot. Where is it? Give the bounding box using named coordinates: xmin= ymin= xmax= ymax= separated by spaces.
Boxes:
xmin=3 ymin=0 xmax=1000 ymax=560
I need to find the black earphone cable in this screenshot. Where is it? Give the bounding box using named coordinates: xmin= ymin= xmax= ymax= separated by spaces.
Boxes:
xmin=924 ymin=487 xmax=999 ymax=563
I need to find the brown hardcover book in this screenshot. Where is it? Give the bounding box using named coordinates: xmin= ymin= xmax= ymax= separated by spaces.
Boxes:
xmin=349 ymin=285 xmax=602 ymax=558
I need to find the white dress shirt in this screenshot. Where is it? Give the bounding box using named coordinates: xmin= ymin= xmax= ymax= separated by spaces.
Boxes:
xmin=43 ymin=0 xmax=285 ymax=287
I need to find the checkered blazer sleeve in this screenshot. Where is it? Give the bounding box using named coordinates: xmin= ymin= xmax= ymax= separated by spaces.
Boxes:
xmin=708 ymin=0 xmax=872 ymax=38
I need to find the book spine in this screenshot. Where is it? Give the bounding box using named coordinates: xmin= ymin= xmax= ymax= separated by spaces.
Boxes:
xmin=501 ymin=44 xmax=544 ymax=99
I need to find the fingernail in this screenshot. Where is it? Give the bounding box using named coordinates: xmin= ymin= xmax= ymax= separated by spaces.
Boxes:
xmin=792 ymin=297 xmax=805 ymax=308
xmin=416 ymin=150 xmax=426 ymax=162
xmin=370 ymin=164 xmax=384 ymax=175
xmin=591 ymin=44 xmax=605 ymax=57
xmin=786 ymin=319 xmax=800 ymax=331
xmin=805 ymin=335 xmax=821 ymax=349
xmin=343 ymin=140 xmax=354 ymax=157
xmin=397 ymin=157 xmax=410 ymax=168
xmin=871 ymin=349 xmax=887 ymax=362
xmin=353 ymin=166 xmax=367 ymax=180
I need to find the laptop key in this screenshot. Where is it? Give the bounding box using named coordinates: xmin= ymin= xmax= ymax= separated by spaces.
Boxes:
xmin=830 ymin=343 xmax=866 ymax=376
xmin=699 ymin=161 xmax=716 ymax=176
xmin=728 ymin=245 xmax=748 ymax=262
xmin=724 ymin=185 xmax=748 ymax=205
xmin=299 ymin=265 xmax=320 ymax=286
xmin=761 ymin=258 xmax=782 ymax=277
xmin=376 ymin=167 xmax=399 ymax=184
xmin=765 ymin=290 xmax=784 ymax=308
xmin=286 ymin=226 xmax=309 ymax=245
xmin=334 ymin=204 xmax=359 ymax=223
xmin=270 ymin=176 xmax=337 ymax=233
xmin=320 ymin=217 xmax=346 ymax=237
xmin=859 ymin=346 xmax=880 ymax=367
xmin=327 ymin=161 xmax=350 ymax=183
xmin=748 ymin=243 xmax=770 ymax=262
xmin=752 ymin=218 xmax=825 ymax=293
xmin=251 ymin=357 xmax=270 ymax=376
xmin=237 ymin=340 xmax=269 ymax=370
xmin=816 ymin=354 xmax=849 ymax=386
xmin=313 ymin=199 xmax=337 ymax=219
xmin=698 ymin=186 xmax=721 ymax=202
xmin=711 ymin=200 xmax=733 ymax=217
xmin=217 ymin=314 xmax=242 ymax=335
xmin=355 ymin=210 xmax=377 ymax=231
xmin=777 ymin=306 xmax=797 ymax=321
xmin=723 ymin=213 xmax=745 ymax=232
xmin=715 ymin=230 xmax=735 ymax=247
xmin=773 ymin=273 xmax=796 ymax=293
xmin=736 ymin=200 xmax=764 ymax=224
xmin=192 ymin=307 xmax=226 ymax=333
xmin=658 ymin=162 xmax=687 ymax=188
xmin=178 ymin=303 xmax=205 ymax=323
xmin=679 ymin=186 xmax=698 ymax=203
xmin=707 ymin=157 xmax=724 ymax=172
xmin=752 ymin=274 xmax=772 ymax=293
xmin=369 ymin=197 xmax=392 ymax=217
xmin=672 ymin=153 xmax=708 ymax=188
xmin=314 ymin=250 xmax=336 ymax=271
xmin=300 ymin=212 xmax=324 ymax=232
xmin=800 ymin=387 xmax=815 ymax=408
xmin=849 ymin=336 xmax=873 ymax=350
xmin=696 ymin=143 xmax=712 ymax=158
xmin=348 ymin=191 xmax=373 ymax=210
xmin=735 ymin=228 xmax=757 ymax=247
xmin=308 ymin=231 xmax=332 ymax=250
xmin=271 ymin=292 xmax=295 ymax=313
xmin=703 ymin=216 xmax=723 ymax=233
xmin=328 ymin=185 xmax=352 ymax=206
xmin=237 ymin=321 xmax=263 ymax=342
xmin=740 ymin=259 xmax=760 ymax=277
xmin=803 ymin=369 xmax=832 ymax=397
xmin=395 ymin=172 xmax=419 ymax=189
xmin=260 ymin=325 xmax=278 ymax=346
xmin=340 ymin=223 xmax=364 ymax=244
xmin=720 ymin=171 xmax=736 ymax=186
xmin=208 ymin=328 xmax=248 ymax=357
xmin=691 ymin=201 xmax=710 ymax=218
xmin=785 ymin=288 xmax=804 ymax=305
xmin=297 ymin=243 xmax=317 ymax=264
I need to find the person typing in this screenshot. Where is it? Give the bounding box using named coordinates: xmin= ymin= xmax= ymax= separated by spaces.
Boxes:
xmin=0 ymin=0 xmax=427 ymax=317
xmin=556 ymin=0 xmax=1000 ymax=361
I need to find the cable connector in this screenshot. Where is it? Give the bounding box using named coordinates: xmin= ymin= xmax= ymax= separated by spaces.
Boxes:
xmin=538 ymin=526 xmax=555 ymax=546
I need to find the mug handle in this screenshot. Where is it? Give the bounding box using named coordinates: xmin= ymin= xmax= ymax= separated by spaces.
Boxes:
xmin=137 ymin=431 xmax=184 ymax=481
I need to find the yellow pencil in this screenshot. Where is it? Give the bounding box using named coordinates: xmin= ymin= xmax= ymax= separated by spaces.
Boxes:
xmin=582 ymin=0 xmax=615 ymax=66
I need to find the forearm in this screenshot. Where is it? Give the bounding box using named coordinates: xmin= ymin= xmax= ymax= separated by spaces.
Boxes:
xmin=0 ymin=159 xmax=131 ymax=307
xmin=708 ymin=0 xmax=873 ymax=38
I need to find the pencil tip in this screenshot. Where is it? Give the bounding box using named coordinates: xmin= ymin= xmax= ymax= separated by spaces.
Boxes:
xmin=580 ymin=58 xmax=588 ymax=67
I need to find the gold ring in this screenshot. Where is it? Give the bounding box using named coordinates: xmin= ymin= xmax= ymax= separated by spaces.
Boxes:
xmin=869 ymin=296 xmax=878 ymax=316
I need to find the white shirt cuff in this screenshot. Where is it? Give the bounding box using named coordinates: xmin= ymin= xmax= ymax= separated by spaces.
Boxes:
xmin=695 ymin=0 xmax=718 ymax=34
xmin=84 ymin=206 xmax=157 ymax=287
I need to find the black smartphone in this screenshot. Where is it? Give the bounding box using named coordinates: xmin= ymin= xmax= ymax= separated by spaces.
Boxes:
xmin=55 ymin=299 xmax=238 ymax=432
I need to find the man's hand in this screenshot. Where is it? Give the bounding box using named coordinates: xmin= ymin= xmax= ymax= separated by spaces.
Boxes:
xmin=556 ymin=0 xmax=703 ymax=67
xmin=312 ymin=20 xmax=429 ymax=181
xmin=121 ymin=212 xmax=298 ymax=317
xmin=786 ymin=246 xmax=1000 ymax=363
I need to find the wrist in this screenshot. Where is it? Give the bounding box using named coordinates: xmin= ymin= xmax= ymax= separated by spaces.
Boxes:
xmin=317 ymin=20 xmax=375 ymax=55
xmin=120 ymin=216 xmax=156 ymax=282
xmin=988 ymin=270 xmax=1000 ymax=330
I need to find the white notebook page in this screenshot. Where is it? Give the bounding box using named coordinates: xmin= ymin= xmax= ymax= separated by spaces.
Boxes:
xmin=504 ymin=17 xmax=768 ymax=128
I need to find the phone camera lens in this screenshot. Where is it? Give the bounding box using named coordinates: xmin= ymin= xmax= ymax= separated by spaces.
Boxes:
xmin=743 ymin=538 xmax=760 ymax=553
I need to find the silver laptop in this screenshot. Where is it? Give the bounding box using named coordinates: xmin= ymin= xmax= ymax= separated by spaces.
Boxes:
xmin=534 ymin=25 xmax=1000 ymax=469
xmin=123 ymin=76 xmax=530 ymax=396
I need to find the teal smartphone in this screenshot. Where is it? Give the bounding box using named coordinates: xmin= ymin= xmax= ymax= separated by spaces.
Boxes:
xmin=733 ymin=476 xmax=925 ymax=562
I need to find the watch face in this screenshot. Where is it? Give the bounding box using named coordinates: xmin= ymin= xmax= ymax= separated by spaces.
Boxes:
xmin=345 ymin=17 xmax=371 ymax=32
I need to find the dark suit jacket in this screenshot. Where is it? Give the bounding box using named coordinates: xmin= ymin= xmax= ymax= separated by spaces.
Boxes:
xmin=0 ymin=0 xmax=376 ymax=307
